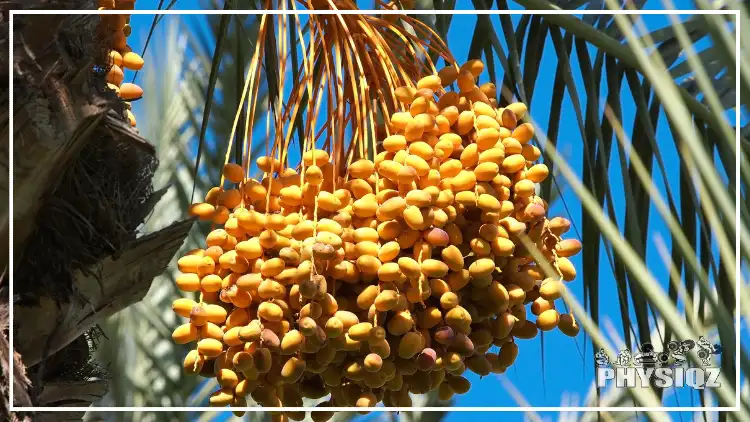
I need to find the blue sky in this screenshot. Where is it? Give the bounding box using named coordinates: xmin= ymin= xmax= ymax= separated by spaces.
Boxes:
xmin=123 ymin=2 xmax=747 ymax=420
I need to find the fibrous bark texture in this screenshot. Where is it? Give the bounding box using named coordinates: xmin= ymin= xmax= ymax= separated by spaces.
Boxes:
xmin=1 ymin=3 xmax=193 ymax=421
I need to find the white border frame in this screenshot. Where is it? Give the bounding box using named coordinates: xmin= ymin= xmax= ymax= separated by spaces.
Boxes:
xmin=7 ymin=7 xmax=742 ymax=413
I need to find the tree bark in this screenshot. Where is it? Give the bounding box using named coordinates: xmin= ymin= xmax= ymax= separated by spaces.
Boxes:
xmin=11 ymin=12 xmax=110 ymax=270
xmin=1 ymin=3 xmax=193 ymax=420
xmin=15 ymin=218 xmax=194 ymax=368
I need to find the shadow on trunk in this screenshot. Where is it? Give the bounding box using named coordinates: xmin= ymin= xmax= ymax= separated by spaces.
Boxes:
xmin=1 ymin=2 xmax=193 ymax=420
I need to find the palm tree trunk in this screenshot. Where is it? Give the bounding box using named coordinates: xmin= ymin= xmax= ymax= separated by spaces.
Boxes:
xmin=1 ymin=2 xmax=193 ymax=420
